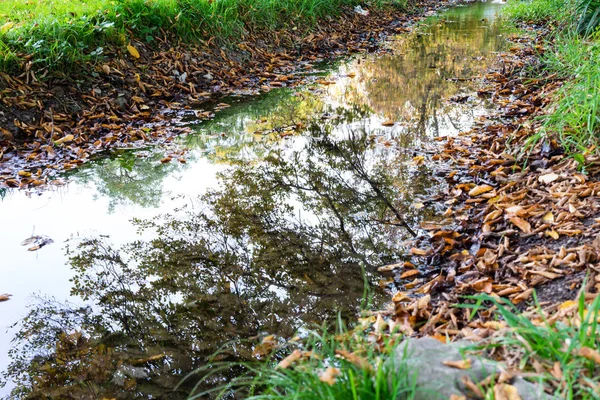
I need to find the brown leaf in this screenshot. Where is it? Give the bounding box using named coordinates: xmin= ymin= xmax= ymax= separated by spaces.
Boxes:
xmin=468 ymin=184 xmax=493 ymax=197
xmin=542 ymin=211 xmax=555 ymax=224
xmin=381 ymin=120 xmax=396 ymax=127
xmin=509 ymin=217 xmax=531 ymax=233
xmin=409 ymin=247 xmax=428 ymax=256
xmin=335 ymin=350 xmax=372 ymax=371
xmin=400 ymin=270 xmax=421 ymax=279
xmin=580 ymin=347 xmax=600 ymax=364
xmin=443 ymin=359 xmax=472 ymax=369
xmin=0 ymin=294 xmax=11 ymax=302
xmin=277 ymin=349 xmax=302 ymax=369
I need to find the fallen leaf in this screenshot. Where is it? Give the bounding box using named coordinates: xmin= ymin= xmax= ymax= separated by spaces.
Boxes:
xmin=468 ymin=185 xmax=493 ymax=197
xmin=442 ymin=359 xmax=472 ymax=369
xmin=127 ymin=44 xmax=141 ymax=58
xmin=381 ymin=120 xmax=396 ymax=127
xmin=400 ymin=270 xmax=421 ymax=279
xmin=493 ymin=383 xmax=522 ymax=400
xmin=0 ymin=294 xmax=11 ymax=302
xmin=409 ymin=247 xmax=428 ymax=256
xmin=319 ymin=367 xmax=340 ymax=385
xmin=102 ymin=64 xmax=111 ymax=74
xmin=542 ymin=211 xmax=554 ymax=224
xmin=509 ymin=217 xmax=531 ymax=233
xmin=538 ymin=173 xmax=559 ymax=184
xmin=54 ymin=134 xmax=74 ymax=145
xmin=580 ymin=347 xmax=600 ymax=365
xmin=277 ymin=349 xmax=302 ymax=369
xmin=545 ymin=229 xmax=559 ymax=240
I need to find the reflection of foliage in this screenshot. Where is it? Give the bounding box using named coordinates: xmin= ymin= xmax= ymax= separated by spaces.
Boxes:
xmin=73 ymin=150 xmax=186 ymax=212
xmin=334 ymin=2 xmax=507 ymax=138
xmin=3 ymin=124 xmax=435 ymax=399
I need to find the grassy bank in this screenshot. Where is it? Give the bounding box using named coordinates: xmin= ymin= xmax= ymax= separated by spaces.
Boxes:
xmin=505 ymin=0 xmax=600 ymax=156
xmin=0 ymin=0 xmax=405 ymax=76
xmin=206 ymin=292 xmax=600 ymax=399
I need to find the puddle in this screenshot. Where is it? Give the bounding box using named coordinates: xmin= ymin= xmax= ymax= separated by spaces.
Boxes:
xmin=0 ymin=2 xmax=509 ymax=397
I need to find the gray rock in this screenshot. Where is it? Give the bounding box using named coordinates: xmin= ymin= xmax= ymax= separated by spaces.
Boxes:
xmin=390 ymin=337 xmax=557 ymax=400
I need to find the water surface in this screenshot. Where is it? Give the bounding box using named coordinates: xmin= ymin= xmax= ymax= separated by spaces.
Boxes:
xmin=0 ymin=3 xmax=508 ymax=398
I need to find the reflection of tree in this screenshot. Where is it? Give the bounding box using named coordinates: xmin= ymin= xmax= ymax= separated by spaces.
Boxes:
xmin=72 ymin=150 xmax=186 ymax=213
xmin=3 ymin=124 xmax=434 ymax=399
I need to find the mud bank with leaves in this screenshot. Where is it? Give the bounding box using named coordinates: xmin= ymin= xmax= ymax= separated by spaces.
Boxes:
xmin=0 ymin=0 xmax=457 ymax=189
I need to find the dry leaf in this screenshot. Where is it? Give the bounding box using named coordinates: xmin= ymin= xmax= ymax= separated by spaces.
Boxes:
xmin=410 ymin=247 xmax=428 ymax=256
xmin=468 ymin=185 xmax=493 ymax=197
xmin=335 ymin=350 xmax=372 ymax=371
xmin=400 ymin=270 xmax=420 ymax=279
xmin=102 ymin=64 xmax=111 ymax=74
xmin=509 ymin=217 xmax=531 ymax=233
xmin=381 ymin=120 xmax=396 ymax=127
xmin=54 ymin=134 xmax=74 ymax=145
xmin=442 ymin=359 xmax=472 ymax=369
xmin=277 ymin=349 xmax=302 ymax=369
xmin=545 ymin=229 xmax=559 ymax=240
xmin=319 ymin=367 xmax=340 ymax=385
xmin=542 ymin=211 xmax=554 ymax=224
xmin=493 ymin=383 xmax=522 ymax=400
xmin=0 ymin=294 xmax=11 ymax=302
xmin=538 ymin=173 xmax=559 ymax=184
xmin=580 ymin=347 xmax=600 ymax=364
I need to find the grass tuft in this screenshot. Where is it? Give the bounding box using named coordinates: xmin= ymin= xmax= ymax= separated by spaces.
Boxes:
xmin=182 ymin=321 xmax=416 ymax=400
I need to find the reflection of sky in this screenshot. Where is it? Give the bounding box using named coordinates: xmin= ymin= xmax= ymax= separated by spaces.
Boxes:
xmin=0 ymin=2 xmax=507 ymax=391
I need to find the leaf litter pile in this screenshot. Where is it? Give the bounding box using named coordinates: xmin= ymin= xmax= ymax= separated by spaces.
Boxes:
xmin=354 ymin=27 xmax=600 ymax=397
xmin=0 ymin=1 xmax=451 ymax=190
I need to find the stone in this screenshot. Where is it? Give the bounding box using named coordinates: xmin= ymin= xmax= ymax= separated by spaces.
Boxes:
xmin=389 ymin=337 xmax=557 ymax=400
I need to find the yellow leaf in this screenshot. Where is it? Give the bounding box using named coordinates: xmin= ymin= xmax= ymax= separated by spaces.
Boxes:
xmin=17 ymin=170 xmax=31 ymax=177
xmin=509 ymin=217 xmax=531 ymax=233
xmin=1 ymin=22 xmax=14 ymax=33
xmin=545 ymin=229 xmax=559 ymax=240
xmin=559 ymin=300 xmax=577 ymax=310
xmin=542 ymin=211 xmax=554 ymax=224
xmin=468 ymin=184 xmax=493 ymax=197
xmin=54 ymin=134 xmax=74 ymax=145
xmin=127 ymin=44 xmax=140 ymax=59
xmin=493 ymin=383 xmax=522 ymax=400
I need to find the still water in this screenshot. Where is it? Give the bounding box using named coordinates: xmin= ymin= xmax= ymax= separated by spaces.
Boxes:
xmin=0 ymin=2 xmax=507 ymax=398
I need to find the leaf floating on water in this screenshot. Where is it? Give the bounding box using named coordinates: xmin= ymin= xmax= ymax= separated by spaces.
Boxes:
xmin=468 ymin=185 xmax=493 ymax=197
xmin=21 ymin=235 xmax=54 ymax=251
xmin=127 ymin=44 xmax=141 ymax=59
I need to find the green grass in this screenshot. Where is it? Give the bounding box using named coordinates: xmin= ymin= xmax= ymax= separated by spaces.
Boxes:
xmin=0 ymin=0 xmax=407 ymax=76
xmin=182 ymin=321 xmax=417 ymax=400
xmin=506 ymin=0 xmax=600 ymax=156
xmin=465 ymin=292 xmax=600 ymax=399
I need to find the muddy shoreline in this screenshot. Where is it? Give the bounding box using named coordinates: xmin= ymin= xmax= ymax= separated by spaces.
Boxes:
xmin=0 ymin=0 xmax=466 ymax=189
